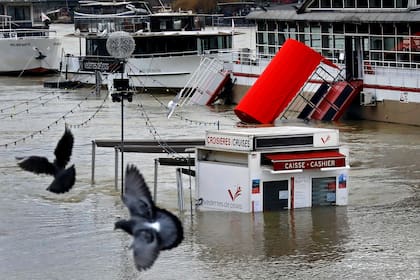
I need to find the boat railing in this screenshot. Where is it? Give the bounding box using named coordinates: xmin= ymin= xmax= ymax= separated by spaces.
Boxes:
xmin=130 ymin=48 xmax=275 ymax=65
xmin=214 ymin=48 xmax=273 ymax=63
xmin=0 ymin=15 xmax=12 ymax=29
xmin=74 ymin=14 xmax=149 ymax=33
xmin=364 ymin=59 xmax=420 ymax=72
xmin=0 ymin=15 xmax=57 ymax=38
xmin=0 ymin=28 xmax=57 ymax=39
xmin=362 ymin=59 xmax=420 ymax=90
xmin=131 ymin=50 xmax=200 ymax=59
xmin=83 ymin=49 xmax=250 ymax=60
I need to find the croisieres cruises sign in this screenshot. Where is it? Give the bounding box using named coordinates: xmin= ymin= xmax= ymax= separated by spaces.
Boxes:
xmin=206 ymin=133 xmax=252 ymax=151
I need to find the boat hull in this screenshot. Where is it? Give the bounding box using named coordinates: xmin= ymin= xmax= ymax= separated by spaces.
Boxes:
xmin=0 ymin=37 xmax=62 ymax=74
xmin=63 ymin=54 xmax=203 ymax=90
xmin=346 ymin=100 xmax=420 ymax=126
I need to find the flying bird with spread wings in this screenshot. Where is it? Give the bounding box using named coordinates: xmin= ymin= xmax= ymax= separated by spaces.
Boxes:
xmin=16 ymin=127 xmax=76 ymax=194
xmin=115 ymin=164 xmax=184 ymax=271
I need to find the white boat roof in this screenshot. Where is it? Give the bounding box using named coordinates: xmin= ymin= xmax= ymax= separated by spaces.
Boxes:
xmin=247 ymin=8 xmax=420 ymax=23
xmin=131 ymin=30 xmax=234 ymax=37
xmin=151 ymin=11 xmax=195 ymax=16
xmin=206 ymin=126 xmax=337 ymax=137
xmin=79 ymin=1 xmax=133 ymax=6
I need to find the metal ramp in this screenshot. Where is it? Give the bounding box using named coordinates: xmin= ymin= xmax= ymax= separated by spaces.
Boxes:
xmin=168 ymin=57 xmax=231 ymax=118
xmin=280 ymin=64 xmax=362 ymax=121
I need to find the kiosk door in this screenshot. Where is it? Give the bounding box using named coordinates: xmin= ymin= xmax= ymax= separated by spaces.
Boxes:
xmin=263 ymin=180 xmax=289 ymax=211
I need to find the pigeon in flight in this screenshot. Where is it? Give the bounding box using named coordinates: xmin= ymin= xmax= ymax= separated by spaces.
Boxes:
xmin=16 ymin=127 xmax=76 ymax=194
xmin=115 ymin=164 xmax=183 ymax=271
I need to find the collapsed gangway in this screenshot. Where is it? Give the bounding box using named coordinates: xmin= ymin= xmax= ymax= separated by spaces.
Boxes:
xmin=234 ymin=39 xmax=363 ymax=124
xmin=167 ymin=57 xmax=233 ymax=117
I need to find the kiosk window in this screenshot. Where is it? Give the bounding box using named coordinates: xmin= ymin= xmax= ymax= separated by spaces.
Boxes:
xmin=312 ymin=177 xmax=336 ymax=206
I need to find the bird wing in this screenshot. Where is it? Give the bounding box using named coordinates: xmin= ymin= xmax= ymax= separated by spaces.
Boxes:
xmin=123 ymin=164 xmax=155 ymax=218
xmin=114 ymin=219 xmax=135 ymax=235
xmin=54 ymin=127 xmax=74 ymax=168
xmin=132 ymin=228 xmax=160 ymax=271
xmin=155 ymin=208 xmax=184 ymax=250
xmin=17 ymin=156 xmax=55 ymax=176
xmin=46 ymin=165 xmax=76 ymax=194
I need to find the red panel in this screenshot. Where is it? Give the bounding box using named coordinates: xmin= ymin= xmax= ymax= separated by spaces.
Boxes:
xmin=234 ymin=39 xmax=325 ymax=124
xmin=333 ymin=80 xmax=363 ymax=120
xmin=310 ymin=80 xmax=362 ymax=121
xmin=311 ymin=82 xmax=347 ymax=120
xmin=265 ymin=150 xmax=346 ymax=171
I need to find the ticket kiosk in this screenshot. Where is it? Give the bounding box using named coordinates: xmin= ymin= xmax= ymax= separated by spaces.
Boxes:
xmin=195 ymin=126 xmax=349 ymax=212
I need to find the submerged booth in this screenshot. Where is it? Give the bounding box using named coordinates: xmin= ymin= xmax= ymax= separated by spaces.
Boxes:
xmin=195 ymin=126 xmax=349 ymax=212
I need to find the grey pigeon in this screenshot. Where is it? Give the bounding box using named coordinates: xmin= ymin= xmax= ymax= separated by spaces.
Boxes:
xmin=16 ymin=127 xmax=75 ymax=194
xmin=115 ymin=164 xmax=183 ymax=271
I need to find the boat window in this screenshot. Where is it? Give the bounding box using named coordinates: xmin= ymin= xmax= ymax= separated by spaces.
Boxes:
xmin=345 ymin=24 xmax=356 ymax=33
xmin=257 ymin=21 xmax=266 ymax=31
xmin=369 ymin=0 xmax=381 ymax=7
xmin=320 ymin=0 xmax=330 ymax=8
xmin=87 ymin=39 xmax=109 ymax=56
xmin=267 ymin=21 xmax=276 ymax=32
xmin=395 ymin=23 xmax=408 ymax=36
xmin=370 ymin=23 xmax=381 ymax=35
xmin=174 ymin=20 xmax=181 ymax=30
xmin=202 ymin=37 xmax=219 ymax=50
xmin=358 ymin=23 xmax=369 ymax=34
xmin=160 ymin=19 xmax=168 ymax=30
xmin=333 ymin=0 xmax=344 ymax=8
xmin=396 ymin=0 xmax=407 ymax=7
xmin=382 ymin=0 xmax=394 ymax=8
xmin=346 ymin=0 xmax=356 ymax=8
xmin=311 ymin=26 xmax=321 ymax=48
xmin=7 ymin=5 xmax=31 ymax=22
xmin=357 ymin=0 xmax=368 ymax=8
xmin=332 ymin=23 xmax=344 ymax=34
xmin=132 ymin=36 xmax=198 ymax=55
xmin=268 ymin=32 xmax=276 ymax=45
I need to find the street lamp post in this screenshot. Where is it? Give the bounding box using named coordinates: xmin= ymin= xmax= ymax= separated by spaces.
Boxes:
xmin=111 ymin=81 xmax=133 ymax=195
xmin=106 ymin=31 xmax=135 ymax=195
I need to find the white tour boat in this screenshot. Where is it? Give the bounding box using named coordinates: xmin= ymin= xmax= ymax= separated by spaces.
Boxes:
xmin=0 ymin=2 xmax=62 ymax=74
xmin=61 ymin=2 xmax=235 ymax=92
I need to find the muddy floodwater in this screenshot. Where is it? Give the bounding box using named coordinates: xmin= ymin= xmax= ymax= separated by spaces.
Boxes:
xmin=0 ymin=25 xmax=419 ymax=280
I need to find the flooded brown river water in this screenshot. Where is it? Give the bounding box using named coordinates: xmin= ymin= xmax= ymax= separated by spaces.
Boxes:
xmin=0 ymin=25 xmax=419 ymax=279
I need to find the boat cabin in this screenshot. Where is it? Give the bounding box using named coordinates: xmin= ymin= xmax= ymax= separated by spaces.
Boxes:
xmin=195 ymin=126 xmax=349 ymax=212
xmin=244 ymin=0 xmax=420 ymax=126
xmin=0 ymin=1 xmax=52 ymax=38
xmin=80 ymin=12 xmax=233 ymax=58
xmin=0 ymin=1 xmax=46 ymax=29
xmin=75 ymin=0 xmax=151 ymax=17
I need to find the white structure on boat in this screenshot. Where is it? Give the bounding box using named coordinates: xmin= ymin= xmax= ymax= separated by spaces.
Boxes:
xmin=61 ymin=6 xmax=235 ymax=92
xmin=0 ymin=1 xmax=62 ymax=74
xmin=229 ymin=1 xmax=420 ymax=125
xmin=195 ymin=126 xmax=349 ymax=212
